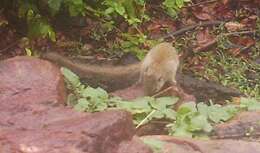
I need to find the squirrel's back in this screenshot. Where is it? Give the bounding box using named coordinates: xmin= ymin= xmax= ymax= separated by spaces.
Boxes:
xmin=140 ymin=42 xmax=180 ymax=96
xmin=42 ymin=42 xmax=179 ymax=95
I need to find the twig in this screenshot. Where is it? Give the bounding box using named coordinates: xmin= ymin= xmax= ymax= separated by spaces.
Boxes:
xmin=240 ymin=43 xmax=256 ymax=53
xmin=152 ymin=86 xmax=174 ymax=98
xmin=136 ymin=110 xmax=157 ymax=129
xmin=194 ymin=30 xmax=256 ymax=52
xmin=223 ymin=30 xmax=256 ymax=36
xmin=184 ymin=0 xmax=218 ymax=8
xmin=151 ymin=20 xmax=224 ymax=39
xmin=194 ymin=39 xmax=217 ymax=52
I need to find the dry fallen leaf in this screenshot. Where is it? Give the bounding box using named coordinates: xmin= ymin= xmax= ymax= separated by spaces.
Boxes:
xmin=192 ymin=7 xmax=214 ymax=20
xmin=194 ymin=28 xmax=216 ymax=52
xmin=225 ymin=22 xmax=245 ymax=32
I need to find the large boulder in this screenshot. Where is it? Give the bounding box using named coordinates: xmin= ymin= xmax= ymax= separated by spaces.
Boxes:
xmin=213 ymin=111 xmax=260 ymax=139
xmin=143 ymin=135 xmax=260 ymax=153
xmin=0 ymin=56 xmax=66 ymax=108
xmin=0 ymin=56 xmax=152 ymax=153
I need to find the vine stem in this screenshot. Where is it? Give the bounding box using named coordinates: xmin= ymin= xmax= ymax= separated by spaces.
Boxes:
xmin=136 ymin=109 xmax=157 ymax=129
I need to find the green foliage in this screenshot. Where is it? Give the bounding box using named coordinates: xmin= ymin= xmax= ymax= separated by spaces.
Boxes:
xmin=240 ymin=97 xmax=260 ymax=111
xmin=3 ymin=0 xmax=86 ymax=41
xmin=17 ymin=1 xmax=56 ymax=41
xmin=114 ymin=96 xmax=178 ymax=126
xmin=101 ymin=0 xmax=151 ymax=25
xmin=167 ymin=102 xmax=239 ymax=138
xmin=168 ymin=98 xmax=260 ymax=138
xmin=47 ymin=0 xmax=86 ymax=16
xmin=61 ymin=67 xmax=178 ymax=121
xmin=115 ymin=33 xmax=158 ymax=59
xmin=163 ymin=0 xmax=191 ymax=18
xmin=62 ymin=67 xmax=109 ymax=112
xmin=61 ymin=67 xmax=260 ymax=138
xmin=2 ymin=0 xmax=189 ymax=42
xmin=25 ymin=48 xmax=33 ymax=56
xmin=168 ymin=102 xmax=213 ymax=138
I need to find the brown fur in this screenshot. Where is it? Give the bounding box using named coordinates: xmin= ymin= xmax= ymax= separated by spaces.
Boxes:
xmin=140 ymin=42 xmax=179 ymax=96
xmin=41 ymin=52 xmax=140 ymax=91
xmin=42 ymin=43 xmax=180 ymax=95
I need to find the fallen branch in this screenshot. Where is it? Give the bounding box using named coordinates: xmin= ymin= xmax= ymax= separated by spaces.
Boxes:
xmin=151 ymin=20 xmax=224 ymax=39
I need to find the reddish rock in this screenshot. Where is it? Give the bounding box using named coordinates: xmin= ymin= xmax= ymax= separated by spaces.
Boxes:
xmin=111 ymin=83 xmax=145 ymax=100
xmin=0 ymin=56 xmax=152 ymax=153
xmin=117 ymin=136 xmax=152 ymax=153
xmin=213 ymin=111 xmax=260 ymax=139
xmin=143 ymin=135 xmax=260 ymax=153
xmin=0 ymin=110 xmax=137 ymax=153
xmin=0 ymin=56 xmax=66 ymax=109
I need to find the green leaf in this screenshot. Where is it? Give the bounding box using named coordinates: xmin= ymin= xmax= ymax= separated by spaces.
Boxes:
xmin=48 ymin=29 xmax=56 ymax=41
xmin=65 ymin=0 xmax=85 ymax=16
xmin=114 ymin=3 xmax=126 ymax=16
xmin=81 ymin=86 xmax=108 ymax=100
xmin=116 ymin=98 xmax=151 ymax=114
xmin=135 ymin=0 xmax=145 ymax=5
xmin=176 ymin=0 xmax=184 ymax=8
xmin=240 ymin=97 xmax=260 ymax=111
xmin=95 ymin=101 xmax=108 ymax=111
xmin=163 ymin=109 xmax=176 ymax=120
xmin=104 ymin=7 xmax=114 ymax=15
xmin=208 ymin=104 xmax=232 ymax=123
xmin=72 ymin=0 xmax=83 ymax=5
xmin=152 ymin=97 xmax=178 ymax=109
xmin=189 ymin=114 xmax=212 ymax=132
xmin=197 ymin=103 xmax=209 ymax=116
xmin=223 ymin=104 xmax=239 ymax=116
xmin=173 ymin=123 xmax=193 ymax=138
xmin=177 ymin=102 xmax=197 ymax=115
xmin=48 ymin=0 xmax=63 ymax=14
xmin=67 ymin=94 xmax=77 ymax=106
xmin=74 ymin=98 xmax=89 ymax=112
xmin=61 ymin=67 xmax=81 ymax=88
xmin=151 ymin=110 xmax=164 ymax=119
xmin=25 ymin=48 xmax=32 ymax=56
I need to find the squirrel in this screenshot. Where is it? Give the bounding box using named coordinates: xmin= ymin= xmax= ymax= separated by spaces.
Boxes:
xmin=140 ymin=42 xmax=179 ymax=96
xmin=42 ymin=42 xmax=180 ymax=96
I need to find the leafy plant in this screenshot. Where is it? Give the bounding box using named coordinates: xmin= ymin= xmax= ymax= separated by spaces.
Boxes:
xmin=61 ymin=67 xmax=260 ymax=138
xmin=17 ymin=1 xmax=56 ymax=41
xmin=163 ymin=0 xmax=191 ymax=18
xmin=167 ymin=102 xmax=240 ymax=138
xmin=114 ymin=33 xmax=158 ymax=59
xmin=103 ymin=0 xmax=148 ymax=25
xmin=113 ymin=96 xmax=178 ymax=126
xmin=167 ymin=102 xmax=213 ymax=138
xmin=2 ymin=0 xmax=190 ymax=42
xmin=62 ymin=67 xmax=110 ymax=112
xmin=61 ymin=67 xmax=178 ymax=123
xmin=240 ymin=97 xmax=260 ymax=111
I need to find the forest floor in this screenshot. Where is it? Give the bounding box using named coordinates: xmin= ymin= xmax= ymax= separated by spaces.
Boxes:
xmin=0 ymin=0 xmax=259 ymax=98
